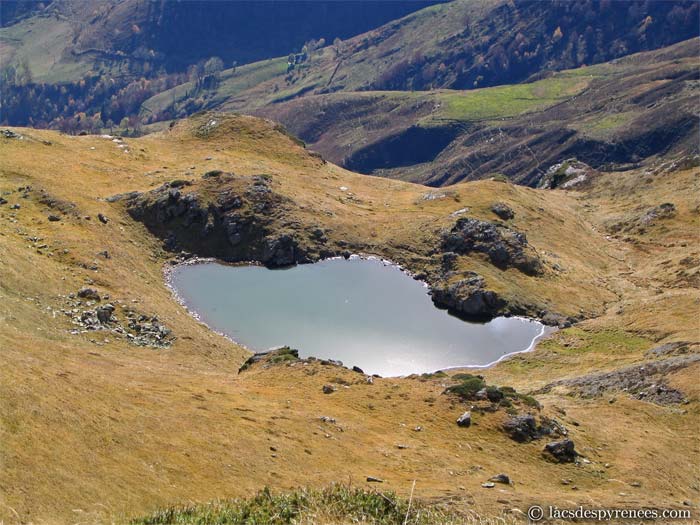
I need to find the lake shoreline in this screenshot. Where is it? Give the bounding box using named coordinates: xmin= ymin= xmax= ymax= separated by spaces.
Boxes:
xmin=164 ymin=255 xmax=552 ymax=376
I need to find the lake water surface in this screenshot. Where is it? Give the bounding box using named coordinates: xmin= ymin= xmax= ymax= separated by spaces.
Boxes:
xmin=170 ymin=257 xmax=545 ymax=376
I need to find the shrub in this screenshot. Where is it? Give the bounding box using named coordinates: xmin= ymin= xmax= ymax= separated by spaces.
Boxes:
xmin=499 ymin=386 xmax=518 ymax=397
xmin=445 ymin=376 xmax=485 ymax=400
xmin=485 ymin=385 xmax=504 ymax=402
xmin=452 ymin=373 xmax=481 ymax=381
xmin=518 ymin=394 xmax=541 ymax=408
xmin=269 ymin=353 xmax=298 ymax=364
xmin=420 ymin=371 xmax=447 ymax=380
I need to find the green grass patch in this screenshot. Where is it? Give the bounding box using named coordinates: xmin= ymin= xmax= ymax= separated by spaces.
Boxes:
xmin=0 ymin=17 xmax=92 ymax=83
xmin=575 ymin=111 xmax=639 ymax=139
xmin=434 ymin=75 xmax=591 ymax=122
xmin=538 ymin=328 xmax=652 ymax=357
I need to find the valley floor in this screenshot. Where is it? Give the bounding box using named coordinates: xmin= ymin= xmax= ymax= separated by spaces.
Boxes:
xmin=0 ymin=116 xmax=698 ymax=524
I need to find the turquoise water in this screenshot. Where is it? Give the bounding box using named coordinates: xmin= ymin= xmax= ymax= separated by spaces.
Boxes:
xmin=170 ymin=257 xmax=544 ymax=376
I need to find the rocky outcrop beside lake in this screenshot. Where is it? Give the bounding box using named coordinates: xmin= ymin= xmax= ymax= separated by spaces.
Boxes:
xmin=441 ymin=217 xmax=543 ymax=275
xmin=120 ymin=172 xmax=335 ymax=268
xmin=429 ymin=273 xmax=506 ymax=320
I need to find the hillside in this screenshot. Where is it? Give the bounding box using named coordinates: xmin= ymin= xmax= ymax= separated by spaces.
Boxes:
xmin=0 ymin=0 xmax=442 ymax=79
xmin=2 ymin=0 xmax=698 ymax=139
xmin=256 ymin=39 xmax=700 ymax=186
xmin=142 ymin=39 xmax=699 ymax=187
xmin=1 ymin=114 xmax=698 ymax=523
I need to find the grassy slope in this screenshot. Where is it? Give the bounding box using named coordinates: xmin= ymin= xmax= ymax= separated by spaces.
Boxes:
xmin=0 ymin=14 xmax=93 ymax=83
xmin=254 ymin=40 xmax=698 ymax=186
xmin=0 ymin=115 xmax=698 ymax=524
xmin=140 ymin=32 xmax=698 ymax=186
xmin=137 ymin=0 xmax=506 ymax=119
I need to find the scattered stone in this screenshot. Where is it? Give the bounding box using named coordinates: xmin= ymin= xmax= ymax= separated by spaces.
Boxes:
xmin=489 ymin=474 xmax=511 ymax=484
xmin=97 ymin=213 xmax=109 ymax=224
xmin=11 ymin=204 xmax=20 ymax=210
xmin=413 ymin=426 xmax=422 ymax=432
xmin=320 ymin=359 xmax=343 ymax=367
xmin=352 ymin=366 xmax=364 ymax=374
xmin=47 ymin=214 xmax=61 ymax=222
xmin=610 ymin=202 xmax=677 ymax=234
xmin=106 ymin=191 xmax=141 ymax=203
xmin=543 ymin=439 xmax=577 ymax=463
xmin=77 ymin=288 xmax=100 ymax=301
xmin=396 ymin=444 xmax=409 ymax=450
xmin=540 ymin=311 xmax=574 ymax=328
xmin=366 ymin=477 xmax=384 ymax=483
xmin=322 ymin=384 xmax=335 ymax=394
xmin=319 ymin=416 xmax=336 ymax=424
xmin=538 ymin=159 xmax=595 ymax=189
xmin=1 ymin=129 xmax=22 ymax=139
xmin=95 ymin=304 xmax=115 ymax=324
xmin=491 ymin=202 xmax=515 ymax=220
xmin=640 ymin=203 xmax=676 ymax=225
xmin=481 ymin=482 xmax=495 ymax=489
xmin=457 ymin=411 xmax=472 ymax=427
xmin=0 ymin=197 xmax=7 ymax=205
xmin=65 ymin=296 xmax=174 ymax=348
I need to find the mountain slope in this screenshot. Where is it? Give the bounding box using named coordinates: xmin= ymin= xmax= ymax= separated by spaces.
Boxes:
xmin=0 ymin=114 xmax=698 ymax=523
xmin=141 ymin=0 xmax=699 ymax=97
xmin=146 ymin=39 xmax=699 ymax=186
xmin=0 ymin=0 xmax=444 ymax=82
xmin=259 ymin=39 xmax=700 ymax=186
xmin=2 ymin=0 xmax=698 ymax=138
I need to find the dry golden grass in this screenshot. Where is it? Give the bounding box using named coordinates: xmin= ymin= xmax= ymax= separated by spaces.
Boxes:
xmin=0 ymin=115 xmax=698 ymax=524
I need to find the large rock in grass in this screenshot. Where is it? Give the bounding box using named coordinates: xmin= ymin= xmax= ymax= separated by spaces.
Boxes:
xmin=502 ymin=414 xmax=539 ymax=443
xmin=456 ymin=411 xmax=472 ymax=427
xmin=543 ymin=439 xmax=577 ymax=463
xmin=490 ymin=202 xmax=514 ymax=220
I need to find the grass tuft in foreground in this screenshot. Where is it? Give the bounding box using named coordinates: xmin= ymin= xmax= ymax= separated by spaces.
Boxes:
xmin=130 ymin=484 xmax=465 ymax=524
